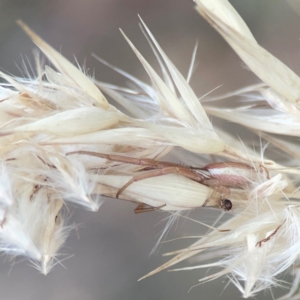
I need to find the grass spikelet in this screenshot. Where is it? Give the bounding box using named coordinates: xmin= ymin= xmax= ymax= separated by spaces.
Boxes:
xmin=0 ymin=1 xmax=299 ymax=298
xmin=0 ymin=107 xmax=119 ymax=137
xmin=94 ymin=173 xmax=214 ymax=210
xmin=195 ymin=0 xmax=300 ymax=107
xmin=145 ymin=174 xmax=294 ymax=298
xmin=136 ymin=1 xmax=300 ymax=296
xmin=17 ymin=20 xmax=109 ymax=109
xmin=47 ymin=154 xmax=102 ymax=212
xmin=119 ymin=23 xmax=225 ymax=154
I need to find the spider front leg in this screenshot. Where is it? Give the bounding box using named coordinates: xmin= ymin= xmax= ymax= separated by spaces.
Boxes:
xmin=134 ymin=203 xmax=166 ymax=214
xmin=202 ymin=179 xmax=231 ymax=199
xmin=67 ymin=150 xmax=181 ymax=169
xmin=116 ymin=169 xmax=163 ymax=198
xmin=201 ymin=179 xmax=232 ymax=211
xmin=116 ymin=166 xmax=206 ymax=198
xmin=256 ymin=221 xmax=285 ymax=247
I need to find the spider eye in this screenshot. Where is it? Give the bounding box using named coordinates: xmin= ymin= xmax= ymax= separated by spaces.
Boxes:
xmin=223 ymin=199 xmax=232 ymax=211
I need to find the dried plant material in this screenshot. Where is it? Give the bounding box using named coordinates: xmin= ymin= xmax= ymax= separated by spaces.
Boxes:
xmin=120 ymin=21 xmax=226 ymax=154
xmin=136 ymin=1 xmax=300 ymax=298
xmin=44 ymin=128 xmax=166 ymax=148
xmin=137 ymin=1 xmax=300 ymax=297
xmin=0 ymin=2 xmax=298 ymax=299
xmin=138 ymin=17 xmax=213 ymax=128
xmin=205 ymin=106 xmax=300 ymax=136
xmin=95 ymin=173 xmax=215 ymax=210
xmin=141 ymin=174 xmax=292 ymax=297
xmin=17 ymin=20 xmax=109 ymax=109
xmin=195 ymin=0 xmax=300 ymax=108
xmin=0 ymin=19 xmax=230 ymax=275
xmin=0 ymin=107 xmax=120 ymax=137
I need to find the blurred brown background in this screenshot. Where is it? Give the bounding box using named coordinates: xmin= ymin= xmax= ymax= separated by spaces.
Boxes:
xmin=0 ymin=0 xmax=300 ymax=299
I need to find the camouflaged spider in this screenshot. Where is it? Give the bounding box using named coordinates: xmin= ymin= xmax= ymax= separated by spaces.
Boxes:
xmin=68 ymin=150 xmax=265 ymax=213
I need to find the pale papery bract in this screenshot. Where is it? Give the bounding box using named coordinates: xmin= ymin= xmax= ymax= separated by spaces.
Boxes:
xmin=0 ymin=1 xmax=299 ymax=299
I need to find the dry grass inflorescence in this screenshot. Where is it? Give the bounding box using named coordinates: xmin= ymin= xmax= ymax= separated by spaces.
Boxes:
xmin=1 ymin=0 xmax=300 ymax=298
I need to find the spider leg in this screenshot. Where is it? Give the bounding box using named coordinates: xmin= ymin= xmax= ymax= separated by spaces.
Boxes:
xmin=134 ymin=203 xmax=166 ymax=214
xmin=116 ymin=166 xmax=206 ymax=198
xmin=201 ymin=178 xmax=231 ymax=210
xmin=30 ymin=184 xmax=43 ymax=201
xmin=202 ymin=187 xmax=218 ymax=208
xmin=67 ymin=150 xmax=181 ymax=169
xmin=202 ymin=179 xmax=230 ymax=198
xmin=256 ymin=220 xmax=285 ymax=247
